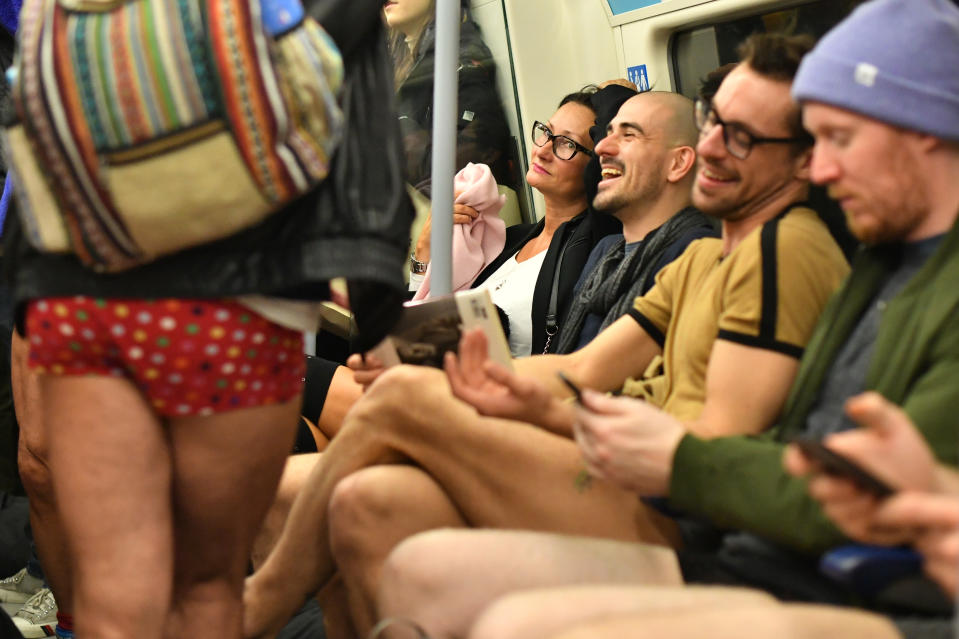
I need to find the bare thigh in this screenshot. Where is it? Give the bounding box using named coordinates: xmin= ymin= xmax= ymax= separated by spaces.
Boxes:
xmin=362 ymin=366 xmax=677 ymax=546
xmin=315 ymin=366 xmax=363 ymax=440
xmin=379 ymin=528 xmax=683 ymax=639
xmin=252 ymin=451 xmax=320 ymax=569
xmin=167 ymin=397 xmax=302 ymax=605
xmin=548 ymin=602 xmax=903 ymax=639
xmin=470 ymin=585 xmax=776 ymax=639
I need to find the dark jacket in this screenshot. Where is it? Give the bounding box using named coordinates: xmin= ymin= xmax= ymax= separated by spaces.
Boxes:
xmin=3 ymin=20 xmax=414 ymax=329
xmin=473 ymin=209 xmax=621 ymax=355
xmin=396 ymin=20 xmax=512 ymax=197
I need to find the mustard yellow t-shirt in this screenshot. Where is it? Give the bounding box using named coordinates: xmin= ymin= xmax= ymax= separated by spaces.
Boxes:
xmin=624 ymin=206 xmax=849 ymax=423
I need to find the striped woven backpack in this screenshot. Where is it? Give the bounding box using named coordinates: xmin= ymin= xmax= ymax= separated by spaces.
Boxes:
xmin=3 ymin=0 xmax=343 ymax=272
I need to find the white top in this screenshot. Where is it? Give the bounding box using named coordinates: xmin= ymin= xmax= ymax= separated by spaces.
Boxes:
xmin=476 ymin=250 xmax=547 ymax=357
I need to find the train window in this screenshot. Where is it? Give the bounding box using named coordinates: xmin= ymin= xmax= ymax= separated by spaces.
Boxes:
xmin=670 ymin=0 xmax=866 ymax=100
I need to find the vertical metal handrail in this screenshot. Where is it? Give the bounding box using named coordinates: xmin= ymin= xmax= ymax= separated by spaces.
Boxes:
xmin=427 ymin=0 xmax=460 ymax=296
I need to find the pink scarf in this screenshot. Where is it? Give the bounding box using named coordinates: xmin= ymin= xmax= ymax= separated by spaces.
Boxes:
xmin=413 ymin=162 xmax=506 ymax=300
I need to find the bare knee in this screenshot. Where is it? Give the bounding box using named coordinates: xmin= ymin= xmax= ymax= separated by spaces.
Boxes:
xmin=354 ymin=366 xmax=449 ymax=433
xmin=377 ymin=530 xmax=462 ymax=627
xmin=18 ymin=439 xmax=54 ymax=504
xmin=328 ymin=468 xmax=405 ymax=564
xmin=468 ymin=593 xmax=544 ymax=639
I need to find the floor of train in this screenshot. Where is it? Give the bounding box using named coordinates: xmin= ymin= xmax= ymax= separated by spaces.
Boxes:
xmin=2 ymin=598 xmax=326 ymax=637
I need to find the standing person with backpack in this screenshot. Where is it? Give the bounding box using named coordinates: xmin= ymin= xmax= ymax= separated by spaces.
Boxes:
xmin=0 ymin=0 xmax=411 ymax=636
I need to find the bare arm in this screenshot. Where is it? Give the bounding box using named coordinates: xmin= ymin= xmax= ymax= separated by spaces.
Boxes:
xmin=686 ymin=340 xmax=800 ymax=438
xmin=515 ymin=315 xmax=662 ymax=399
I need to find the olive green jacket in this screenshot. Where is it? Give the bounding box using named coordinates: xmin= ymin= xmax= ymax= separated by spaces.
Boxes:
xmin=669 ymin=219 xmax=959 ymax=555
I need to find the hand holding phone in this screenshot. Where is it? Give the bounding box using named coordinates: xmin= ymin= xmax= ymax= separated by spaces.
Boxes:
xmin=557 ymin=371 xmax=583 ymax=402
xmin=791 ymin=436 xmax=894 ymax=498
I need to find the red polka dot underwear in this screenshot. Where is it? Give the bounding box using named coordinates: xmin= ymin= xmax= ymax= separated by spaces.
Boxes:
xmin=25 ymin=298 xmax=305 ymax=417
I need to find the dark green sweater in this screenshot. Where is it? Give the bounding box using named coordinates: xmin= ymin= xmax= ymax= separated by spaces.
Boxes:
xmin=670 ymin=218 xmax=959 ymax=556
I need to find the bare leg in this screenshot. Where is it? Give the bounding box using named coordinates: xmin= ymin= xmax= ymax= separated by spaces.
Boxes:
xmin=470 ymin=585 xmax=774 ymax=639
xmin=254 ymin=370 xmax=361 ymax=564
xmin=546 ymin=602 xmax=902 ymax=639
xmin=314 ymin=366 xmax=362 ymax=440
xmin=317 ymin=576 xmax=355 ymax=639
xmin=380 ymin=530 xmax=683 ymax=639
xmin=11 ymin=331 xmax=74 ymax=612
xmin=164 ymin=397 xmax=301 ymax=638
xmin=42 ymin=375 xmax=173 ymax=639
xmin=251 ymin=452 xmax=320 ymax=570
xmin=302 ymin=417 xmax=329 ymax=452
xmin=329 ymin=465 xmax=466 ymax=637
xmin=245 ymin=366 xmax=676 ymax=637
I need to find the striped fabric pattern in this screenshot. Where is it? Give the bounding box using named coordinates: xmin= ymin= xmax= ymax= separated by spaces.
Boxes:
xmin=274 ymin=20 xmax=343 ymax=180
xmin=66 ymin=0 xmax=218 ymax=151
xmin=209 ymin=0 xmax=294 ymax=202
xmin=18 ymin=0 xmax=141 ymax=268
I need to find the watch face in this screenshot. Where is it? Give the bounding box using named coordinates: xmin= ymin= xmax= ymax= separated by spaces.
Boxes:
xmin=411 ymin=255 xmax=428 ymax=274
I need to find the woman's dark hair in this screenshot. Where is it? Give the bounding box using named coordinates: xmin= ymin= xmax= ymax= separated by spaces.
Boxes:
xmin=559 ymin=85 xmax=599 ymax=111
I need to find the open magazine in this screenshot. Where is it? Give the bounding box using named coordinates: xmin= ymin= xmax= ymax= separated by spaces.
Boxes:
xmin=369 ymin=288 xmax=512 ymax=370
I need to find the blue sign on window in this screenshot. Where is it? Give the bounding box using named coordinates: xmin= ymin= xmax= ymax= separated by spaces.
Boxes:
xmin=608 ymin=0 xmax=661 ymax=15
xmin=627 ymin=64 xmax=650 ymax=92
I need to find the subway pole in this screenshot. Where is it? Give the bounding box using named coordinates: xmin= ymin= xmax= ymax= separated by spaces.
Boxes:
xmin=427 ymin=0 xmax=460 ymax=296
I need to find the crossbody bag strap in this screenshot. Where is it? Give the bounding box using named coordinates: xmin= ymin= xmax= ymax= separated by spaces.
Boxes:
xmin=543 ymin=235 xmax=570 ymax=354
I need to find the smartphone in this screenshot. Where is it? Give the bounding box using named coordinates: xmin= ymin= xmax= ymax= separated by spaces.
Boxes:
xmin=791 ymin=436 xmax=894 ymax=498
xmin=557 ymin=371 xmax=583 ymax=402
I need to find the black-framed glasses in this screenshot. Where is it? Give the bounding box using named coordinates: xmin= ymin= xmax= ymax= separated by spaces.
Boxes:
xmin=694 ymin=98 xmax=810 ymax=160
xmin=531 ymin=121 xmax=593 ymax=161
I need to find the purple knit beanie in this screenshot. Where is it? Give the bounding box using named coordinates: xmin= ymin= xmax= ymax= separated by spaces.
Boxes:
xmin=792 ymin=0 xmax=959 ymax=142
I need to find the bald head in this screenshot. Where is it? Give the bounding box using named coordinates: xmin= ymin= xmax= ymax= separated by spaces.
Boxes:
xmin=622 ymin=91 xmax=698 ymax=149
xmin=593 ymin=91 xmax=699 ymax=239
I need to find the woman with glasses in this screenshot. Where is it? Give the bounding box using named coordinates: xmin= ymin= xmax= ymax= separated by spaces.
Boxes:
xmin=410 ymin=89 xmax=622 ymax=357
xmin=464 ymin=90 xmax=621 ymax=356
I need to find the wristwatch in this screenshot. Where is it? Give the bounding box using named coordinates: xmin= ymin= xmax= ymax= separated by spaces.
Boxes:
xmin=410 ymin=252 xmax=428 ymax=275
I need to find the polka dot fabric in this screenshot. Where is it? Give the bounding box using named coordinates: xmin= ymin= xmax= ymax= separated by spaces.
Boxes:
xmin=26 ymin=298 xmax=305 ymax=417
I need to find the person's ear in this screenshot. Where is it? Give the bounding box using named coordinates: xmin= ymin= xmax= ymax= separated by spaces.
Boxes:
xmin=793 ymin=146 xmax=813 ymax=182
xmin=914 ymin=132 xmax=942 ymax=154
xmin=667 ymin=146 xmax=696 ymax=183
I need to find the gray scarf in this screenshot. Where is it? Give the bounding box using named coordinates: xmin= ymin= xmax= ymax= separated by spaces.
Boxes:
xmin=554 ymin=207 xmax=713 ymax=354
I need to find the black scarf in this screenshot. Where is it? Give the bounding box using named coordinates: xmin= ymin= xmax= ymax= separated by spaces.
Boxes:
xmin=554 ymin=207 xmax=713 ymax=354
